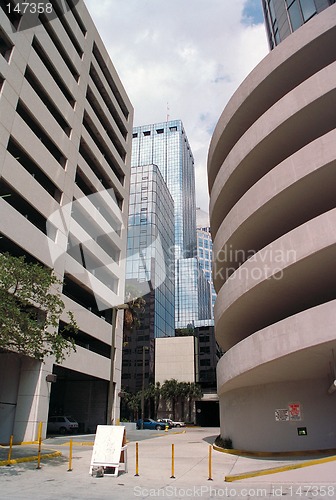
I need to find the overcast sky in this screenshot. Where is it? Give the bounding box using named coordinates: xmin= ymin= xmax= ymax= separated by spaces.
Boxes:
xmin=84 ymin=0 xmax=269 ymax=213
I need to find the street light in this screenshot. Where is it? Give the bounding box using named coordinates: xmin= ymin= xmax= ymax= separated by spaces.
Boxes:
xmin=140 ymin=345 xmax=149 ymax=429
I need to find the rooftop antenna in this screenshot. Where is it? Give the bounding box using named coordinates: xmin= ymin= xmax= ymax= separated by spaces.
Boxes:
xmin=166 ymin=102 xmax=170 ymax=122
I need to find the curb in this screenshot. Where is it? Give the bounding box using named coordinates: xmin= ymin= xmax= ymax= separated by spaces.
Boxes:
xmin=213 ymin=444 xmax=336 ymax=458
xmin=0 ymin=451 xmax=62 ymax=466
xmin=224 ymin=454 xmax=336 ymax=482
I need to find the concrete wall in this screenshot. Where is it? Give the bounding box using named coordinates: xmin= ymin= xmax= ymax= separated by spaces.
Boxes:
xmin=155 ymin=337 xmax=196 ymax=384
xmin=220 ymin=378 xmax=336 ymax=452
xmin=0 ymin=1 xmax=133 ymax=442
xmin=208 ymin=5 xmax=336 ymax=452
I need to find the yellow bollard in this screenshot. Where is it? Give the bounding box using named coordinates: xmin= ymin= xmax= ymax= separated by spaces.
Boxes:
xmin=208 ymin=445 xmax=213 ymax=480
xmin=36 ymin=435 xmax=42 ymax=469
xmin=134 ymin=442 xmax=139 ymax=476
xmin=170 ymin=443 xmax=175 ymax=479
xmin=68 ymin=438 xmax=73 ymax=472
xmin=7 ymin=435 xmax=13 ymax=466
xmin=37 ymin=421 xmax=43 ymax=443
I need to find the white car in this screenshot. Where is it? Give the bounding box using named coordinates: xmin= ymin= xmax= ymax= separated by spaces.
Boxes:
xmin=171 ymin=420 xmax=186 ymax=428
xmin=47 ymin=415 xmax=79 ymax=434
xmin=158 ymin=418 xmax=186 ymax=428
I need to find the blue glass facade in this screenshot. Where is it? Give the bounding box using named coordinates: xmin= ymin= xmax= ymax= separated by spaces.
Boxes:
xmin=126 ymin=164 xmax=175 ymax=338
xmin=262 ymin=0 xmax=335 ymax=49
xmin=122 ymin=164 xmax=175 ymax=393
xmin=132 ymin=120 xmax=197 ymax=259
xmin=175 ymin=257 xmax=212 ymax=329
xmin=196 ymin=208 xmax=216 ymax=322
xmin=132 ymin=120 xmax=200 ymax=328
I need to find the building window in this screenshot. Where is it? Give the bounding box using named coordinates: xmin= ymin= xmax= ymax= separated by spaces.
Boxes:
xmin=300 ymin=0 xmax=316 ymax=22
xmin=143 ymin=131 xmax=150 ymax=136
xmin=288 ymin=0 xmax=303 ymax=30
xmin=169 ymin=126 xmax=177 ymax=132
xmin=156 ymin=129 xmax=164 ymax=134
xmin=133 ymin=133 xmax=138 ymax=138
xmin=0 ymin=28 xmax=13 ymax=62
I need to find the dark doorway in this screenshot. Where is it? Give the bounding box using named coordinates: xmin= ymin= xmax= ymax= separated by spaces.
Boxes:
xmin=195 ymin=400 xmax=220 ymax=427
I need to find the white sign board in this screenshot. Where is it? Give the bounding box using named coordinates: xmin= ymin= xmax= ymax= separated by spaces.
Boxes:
xmin=90 ymin=425 xmax=126 ymax=476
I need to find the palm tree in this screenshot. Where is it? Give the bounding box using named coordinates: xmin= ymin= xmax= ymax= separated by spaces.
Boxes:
xmin=179 ymin=382 xmax=190 ymax=421
xmin=123 ymin=391 xmax=141 ymax=421
xmin=187 ymin=383 xmax=203 ymax=423
xmin=161 ymin=379 xmax=180 ymax=420
xmin=123 ymin=284 xmax=146 ymax=346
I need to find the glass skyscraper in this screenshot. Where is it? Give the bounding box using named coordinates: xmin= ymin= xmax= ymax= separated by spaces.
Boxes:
xmin=122 ymin=163 xmax=175 ymax=393
xmin=132 ymin=120 xmax=201 ymax=329
xmin=132 ymin=120 xmax=196 ymax=259
xmin=196 ymin=208 xmax=216 ymax=321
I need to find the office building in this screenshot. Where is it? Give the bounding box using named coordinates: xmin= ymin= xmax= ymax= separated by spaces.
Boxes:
xmin=196 ymin=208 xmax=216 ymax=319
xmin=122 ymin=163 xmax=175 ymax=393
xmin=209 ymin=4 xmax=336 ymax=451
xmin=132 ymin=120 xmax=200 ymax=329
xmin=262 ymin=0 xmax=335 ymax=48
xmin=195 ymin=209 xmax=221 ymax=408
xmin=132 ymin=120 xmax=196 ymax=260
xmin=0 ymin=1 xmax=133 ymax=442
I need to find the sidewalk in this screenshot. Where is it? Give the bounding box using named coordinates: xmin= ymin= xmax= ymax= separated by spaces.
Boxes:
xmin=1 ymin=427 xmax=336 ymax=499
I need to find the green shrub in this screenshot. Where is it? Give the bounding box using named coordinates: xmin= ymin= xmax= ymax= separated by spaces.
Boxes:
xmin=214 ymin=435 xmax=233 ymax=449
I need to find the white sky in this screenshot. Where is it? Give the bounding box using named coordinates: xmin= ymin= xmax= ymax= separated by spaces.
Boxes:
xmin=84 ymin=0 xmax=269 ymax=212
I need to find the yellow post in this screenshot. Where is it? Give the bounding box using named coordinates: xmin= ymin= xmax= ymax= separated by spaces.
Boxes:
xmin=170 ymin=443 xmax=175 ymax=479
xmin=36 ymin=435 xmax=42 ymax=469
xmin=134 ymin=442 xmax=139 ymax=476
xmin=208 ymin=445 xmax=213 ymax=480
xmin=165 ymin=425 xmax=169 ymax=432
xmin=7 ymin=435 xmax=13 ymax=466
xmin=37 ymin=421 xmax=43 ymax=443
xmin=68 ymin=438 xmax=73 ymax=472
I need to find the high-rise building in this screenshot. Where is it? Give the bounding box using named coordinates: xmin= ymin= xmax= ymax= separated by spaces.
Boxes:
xmin=209 ymin=3 xmax=336 ymax=451
xmin=132 ymin=120 xmax=199 ymax=329
xmin=262 ymin=0 xmax=335 ymax=49
xmin=196 ymin=208 xmax=216 ymax=319
xmin=122 ymin=163 xmax=175 ymax=393
xmin=132 ymin=120 xmax=196 ymax=259
xmin=0 ymin=1 xmax=133 ymax=442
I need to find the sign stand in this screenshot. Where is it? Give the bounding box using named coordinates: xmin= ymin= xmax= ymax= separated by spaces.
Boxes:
xmin=89 ymin=425 xmax=127 ymax=477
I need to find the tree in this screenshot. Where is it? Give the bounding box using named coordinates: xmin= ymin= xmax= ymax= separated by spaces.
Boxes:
xmin=122 ymin=391 xmax=141 ymax=421
xmin=0 ymin=252 xmax=77 ymax=363
xmin=161 ymin=379 xmax=181 ymax=420
xmin=144 ymin=382 xmax=161 ymax=418
xmin=178 ymin=382 xmax=190 ymax=421
xmin=123 ymin=284 xmax=146 ymax=346
xmin=187 ymin=382 xmax=203 ymax=422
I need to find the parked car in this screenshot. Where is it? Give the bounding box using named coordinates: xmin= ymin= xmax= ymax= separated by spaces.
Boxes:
xmin=157 ymin=418 xmax=174 ymax=428
xmin=47 ymin=415 xmax=79 ymax=434
xmin=136 ymin=418 xmax=166 ymax=430
xmin=157 ymin=418 xmax=186 ymax=428
xmin=172 ymin=420 xmax=186 ymax=428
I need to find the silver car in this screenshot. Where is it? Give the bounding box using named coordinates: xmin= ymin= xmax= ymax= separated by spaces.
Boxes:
xmin=47 ymin=415 xmax=79 ymax=434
